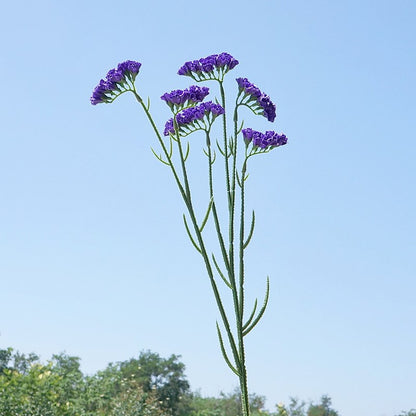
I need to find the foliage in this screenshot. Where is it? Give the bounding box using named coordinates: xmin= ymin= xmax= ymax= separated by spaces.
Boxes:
xmin=189 ymin=388 xmax=266 ymax=416
xmin=275 ymin=396 xmax=338 ymax=416
xmin=0 ymin=348 xmax=183 ymax=416
xmin=5 ymin=346 xmax=413 ymax=416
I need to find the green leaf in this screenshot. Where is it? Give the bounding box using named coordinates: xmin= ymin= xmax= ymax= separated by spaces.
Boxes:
xmin=150 ymin=147 xmax=170 ymax=166
xmin=184 ymin=141 xmax=190 ymax=161
xmin=237 ymin=120 xmax=244 ymax=135
xmin=236 ymin=171 xmax=242 ymax=188
xmin=212 ymin=254 xmax=232 ymax=289
xmin=183 ymin=214 xmax=201 ymax=253
xmin=243 ymin=211 xmax=256 ymax=249
xmin=242 ymin=298 xmax=258 ymax=332
xmin=216 ymin=140 xmax=226 ymax=156
xmin=199 ymin=198 xmax=213 ymax=232
xmin=216 ymin=323 xmax=240 ymax=377
xmin=243 ymin=277 xmax=270 ymax=337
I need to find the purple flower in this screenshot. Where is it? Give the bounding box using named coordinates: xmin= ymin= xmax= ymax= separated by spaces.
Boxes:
xmin=90 ymin=59 xmax=142 ymax=105
xmin=161 ymin=86 xmax=209 ymax=108
xmin=200 ymin=55 xmax=217 ymax=72
xmin=164 ymin=101 xmax=225 ymax=136
xmin=163 ymin=118 xmax=174 ymax=136
xmin=106 ymin=68 xmax=125 ymax=84
xmin=236 ymin=78 xmax=276 ymax=122
xmin=216 ymin=52 xmax=239 ymax=70
xmin=236 ymin=78 xmax=261 ymax=99
xmin=242 ymin=128 xmax=287 ymax=150
xmin=258 ymin=94 xmax=277 ymax=122
xmin=117 ymin=60 xmax=142 ymax=78
xmin=178 ymin=52 xmax=239 ymax=78
xmin=188 ymin=85 xmax=210 ymax=102
xmin=90 ymin=79 xmax=113 ymax=105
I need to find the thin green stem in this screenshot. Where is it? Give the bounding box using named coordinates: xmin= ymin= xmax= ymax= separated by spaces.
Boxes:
xmin=235 ymin=102 xmax=250 ymax=416
xmin=238 ymin=157 xmax=249 ymax=416
xmin=205 ymin=131 xmax=231 ymax=274
xmin=172 ymin=124 xmax=241 ymax=375
xmin=218 ymin=80 xmax=233 ymax=240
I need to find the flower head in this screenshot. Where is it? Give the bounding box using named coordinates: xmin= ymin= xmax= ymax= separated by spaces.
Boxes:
xmin=161 ymin=85 xmax=210 ymax=110
xmin=90 ymin=79 xmax=113 ymax=105
xmin=117 ymin=60 xmax=142 ymax=81
xmin=178 ymin=52 xmax=239 ymax=81
xmin=90 ymin=60 xmax=142 ymax=105
xmin=164 ymin=101 xmax=225 ymax=136
xmin=236 ymin=78 xmax=276 ymax=122
xmin=242 ymin=128 xmax=287 ymax=150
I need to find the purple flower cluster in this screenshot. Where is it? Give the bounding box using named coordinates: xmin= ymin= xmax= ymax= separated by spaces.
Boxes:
xmin=242 ymin=128 xmax=287 ymax=150
xmin=161 ymin=85 xmax=210 ymax=109
xmin=236 ymin=78 xmax=276 ymax=122
xmin=164 ymin=101 xmax=225 ymax=136
xmin=178 ymin=53 xmax=239 ymax=78
xmin=90 ymin=60 xmax=142 ymax=105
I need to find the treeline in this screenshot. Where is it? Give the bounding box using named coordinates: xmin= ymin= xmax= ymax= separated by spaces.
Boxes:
xmin=0 ymin=348 xmax=414 ymax=416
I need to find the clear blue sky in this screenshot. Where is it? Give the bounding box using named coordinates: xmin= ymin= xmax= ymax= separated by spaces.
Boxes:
xmin=1 ymin=1 xmax=415 ymax=415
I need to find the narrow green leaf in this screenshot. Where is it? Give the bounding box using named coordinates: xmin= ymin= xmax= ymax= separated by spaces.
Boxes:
xmin=236 ymin=171 xmax=242 ymax=188
xmin=199 ymin=198 xmax=213 ymax=232
xmin=216 ymin=322 xmax=240 ymax=377
xmin=183 ymin=214 xmax=201 ymax=253
xmin=243 ymin=277 xmax=270 ymax=337
xmin=243 ymin=211 xmax=256 ymax=249
xmin=237 ymin=120 xmax=244 ymax=135
xmin=168 ymin=136 xmax=173 ymax=158
xmin=212 ymin=253 xmax=232 ymax=289
xmin=184 ymin=141 xmax=190 ymax=161
xmin=242 ymin=298 xmax=258 ymax=332
xmin=216 ymin=140 xmax=226 ymax=156
xmin=150 ymin=147 xmax=170 ymax=166
xmin=210 ymin=150 xmax=216 ymax=165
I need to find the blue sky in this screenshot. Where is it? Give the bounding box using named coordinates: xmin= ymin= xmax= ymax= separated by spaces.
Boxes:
xmin=1 ymin=1 xmax=415 ymax=415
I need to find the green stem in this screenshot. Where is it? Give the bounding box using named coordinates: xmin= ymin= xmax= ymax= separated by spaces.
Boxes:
xmin=238 ymin=156 xmax=250 ymax=416
xmin=219 ymin=81 xmax=241 ymax=328
xmin=219 ymin=81 xmax=234 ymax=262
xmin=171 ymin=123 xmax=241 ymax=375
xmin=205 ymin=131 xmax=231 ymax=274
xmin=134 ymin=92 xmax=237 ymax=364
xmin=234 ymin=101 xmax=250 ymax=416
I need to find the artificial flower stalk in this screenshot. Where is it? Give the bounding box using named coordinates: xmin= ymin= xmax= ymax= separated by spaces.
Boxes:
xmin=91 ymin=53 xmax=287 ymax=416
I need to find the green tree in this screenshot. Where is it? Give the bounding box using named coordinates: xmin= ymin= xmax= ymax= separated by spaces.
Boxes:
xmin=0 ymin=348 xmax=13 ymax=373
xmin=274 ymin=396 xmax=339 ymax=416
xmin=275 ymin=397 xmax=307 ymax=416
xmin=0 ymin=349 xmax=85 ymax=416
xmin=118 ymin=350 xmax=190 ymax=416
xmin=307 ymin=395 xmax=338 ymax=416
xmin=189 ymin=388 xmax=266 ymax=416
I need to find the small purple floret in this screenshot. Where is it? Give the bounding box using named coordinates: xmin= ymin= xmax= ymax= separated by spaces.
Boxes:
xmin=236 ymin=78 xmax=277 ymax=122
xmin=117 ymin=60 xmax=142 ymax=76
xmin=90 ymin=60 xmax=142 ymax=105
xmin=178 ymin=52 xmax=239 ymax=77
xmin=164 ymin=101 xmax=225 ymax=136
xmin=242 ymin=128 xmax=287 ymax=149
xmin=161 ymin=86 xmax=209 ymax=107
